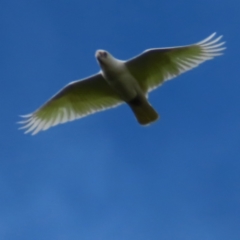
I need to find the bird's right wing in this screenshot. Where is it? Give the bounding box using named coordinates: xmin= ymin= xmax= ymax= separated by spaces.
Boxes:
xmin=19 ymin=73 xmax=123 ymax=135
xmin=125 ymin=33 xmax=225 ymax=93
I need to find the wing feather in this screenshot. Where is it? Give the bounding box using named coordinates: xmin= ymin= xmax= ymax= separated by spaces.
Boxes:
xmin=125 ymin=33 xmax=225 ymax=92
xmin=19 ymin=73 xmax=123 ymax=135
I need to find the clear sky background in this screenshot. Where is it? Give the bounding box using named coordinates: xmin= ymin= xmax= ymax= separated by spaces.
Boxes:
xmin=1 ymin=1 xmax=240 ymax=239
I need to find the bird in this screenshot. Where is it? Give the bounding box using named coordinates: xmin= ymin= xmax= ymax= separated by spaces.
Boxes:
xmin=19 ymin=33 xmax=225 ymax=135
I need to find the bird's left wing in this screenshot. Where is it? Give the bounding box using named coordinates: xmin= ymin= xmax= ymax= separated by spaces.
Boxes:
xmin=125 ymin=33 xmax=225 ymax=93
xmin=19 ymin=73 xmax=123 ymax=135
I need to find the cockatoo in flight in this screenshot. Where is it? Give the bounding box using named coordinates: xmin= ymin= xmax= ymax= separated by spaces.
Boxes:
xmin=19 ymin=33 xmax=225 ymax=135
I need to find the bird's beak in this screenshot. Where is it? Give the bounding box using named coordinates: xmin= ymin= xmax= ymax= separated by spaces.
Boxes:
xmin=97 ymin=56 xmax=103 ymax=65
xmin=96 ymin=52 xmax=104 ymax=65
xmin=96 ymin=52 xmax=101 ymax=59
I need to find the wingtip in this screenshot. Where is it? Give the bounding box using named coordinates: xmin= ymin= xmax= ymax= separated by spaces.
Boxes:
xmin=196 ymin=33 xmax=226 ymax=57
xmin=19 ymin=114 xmax=32 ymax=118
xmin=196 ymin=32 xmax=217 ymax=45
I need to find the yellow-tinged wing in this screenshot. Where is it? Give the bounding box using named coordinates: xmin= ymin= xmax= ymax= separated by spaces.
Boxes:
xmin=125 ymin=33 xmax=225 ymax=93
xmin=19 ymin=73 xmax=123 ymax=135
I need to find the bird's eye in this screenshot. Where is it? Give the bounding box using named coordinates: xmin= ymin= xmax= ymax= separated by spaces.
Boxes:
xmin=103 ymin=52 xmax=107 ymax=58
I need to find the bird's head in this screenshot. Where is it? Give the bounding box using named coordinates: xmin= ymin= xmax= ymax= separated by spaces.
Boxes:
xmin=95 ymin=50 xmax=123 ymax=73
xmin=95 ymin=50 xmax=112 ymax=66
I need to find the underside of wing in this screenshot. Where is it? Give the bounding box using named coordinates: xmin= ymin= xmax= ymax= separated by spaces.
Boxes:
xmin=125 ymin=33 xmax=225 ymax=93
xmin=19 ymin=73 xmax=123 ymax=135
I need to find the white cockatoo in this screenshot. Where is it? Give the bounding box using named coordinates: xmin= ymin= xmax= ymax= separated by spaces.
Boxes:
xmin=19 ymin=33 xmax=225 ymax=135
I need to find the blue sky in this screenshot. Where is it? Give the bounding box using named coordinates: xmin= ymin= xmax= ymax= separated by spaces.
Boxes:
xmin=1 ymin=0 xmax=240 ymax=239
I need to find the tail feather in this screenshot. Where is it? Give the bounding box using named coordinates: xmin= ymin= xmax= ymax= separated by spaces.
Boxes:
xmin=127 ymin=96 xmax=159 ymax=125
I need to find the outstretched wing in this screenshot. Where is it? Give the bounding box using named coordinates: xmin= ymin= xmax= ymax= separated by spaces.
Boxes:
xmin=19 ymin=73 xmax=123 ymax=135
xmin=125 ymin=33 xmax=225 ymax=93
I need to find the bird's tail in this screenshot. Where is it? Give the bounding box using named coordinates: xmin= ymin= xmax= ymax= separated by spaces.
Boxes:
xmin=127 ymin=95 xmax=159 ymax=125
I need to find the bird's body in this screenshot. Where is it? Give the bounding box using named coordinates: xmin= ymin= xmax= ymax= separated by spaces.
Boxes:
xmin=97 ymin=52 xmax=139 ymax=102
xmin=19 ymin=33 xmax=225 ymax=135
xmin=96 ymin=50 xmax=158 ymax=124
